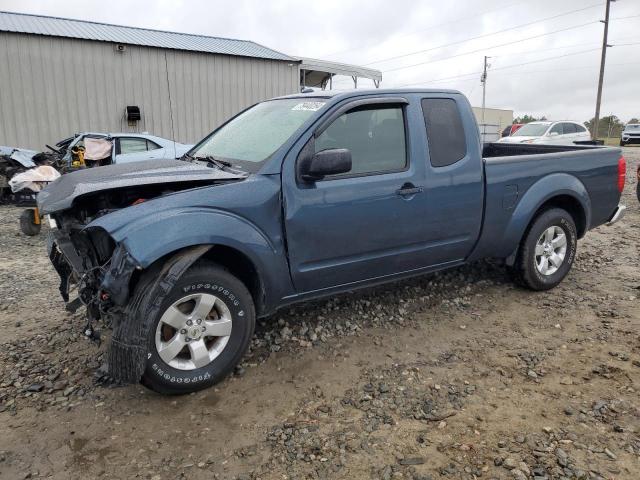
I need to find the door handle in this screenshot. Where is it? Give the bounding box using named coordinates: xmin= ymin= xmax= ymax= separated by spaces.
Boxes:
xmin=396 ymin=183 xmax=423 ymax=197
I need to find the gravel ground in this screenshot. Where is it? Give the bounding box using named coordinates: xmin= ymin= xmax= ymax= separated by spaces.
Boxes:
xmin=0 ymin=148 xmax=638 ymax=480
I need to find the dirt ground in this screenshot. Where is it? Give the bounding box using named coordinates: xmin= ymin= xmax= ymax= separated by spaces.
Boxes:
xmin=0 ymin=149 xmax=638 ymax=480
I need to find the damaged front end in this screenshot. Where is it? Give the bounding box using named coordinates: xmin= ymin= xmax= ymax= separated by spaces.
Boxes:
xmin=49 ymin=230 xmax=137 ymax=308
xmin=47 ymin=214 xmax=139 ymax=333
xmin=39 ymin=159 xmax=247 ymax=383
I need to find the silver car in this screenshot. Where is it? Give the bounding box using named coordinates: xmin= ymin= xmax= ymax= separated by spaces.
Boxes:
xmin=61 ymin=132 xmax=193 ymax=166
xmin=497 ymin=121 xmax=591 ymax=145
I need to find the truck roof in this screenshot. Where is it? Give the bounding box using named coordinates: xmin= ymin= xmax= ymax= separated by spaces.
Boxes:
xmin=275 ymin=88 xmax=462 ymax=101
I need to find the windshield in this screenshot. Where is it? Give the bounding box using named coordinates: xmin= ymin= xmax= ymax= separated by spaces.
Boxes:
xmin=190 ymin=98 xmax=327 ymax=168
xmin=625 ymin=124 xmax=640 ymax=130
xmin=512 ymin=123 xmax=551 ymax=137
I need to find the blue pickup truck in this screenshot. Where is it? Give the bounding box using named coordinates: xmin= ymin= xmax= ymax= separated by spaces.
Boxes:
xmin=39 ymin=89 xmax=626 ymax=394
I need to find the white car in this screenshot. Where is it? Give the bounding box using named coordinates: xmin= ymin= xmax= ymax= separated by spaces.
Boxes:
xmin=61 ymin=132 xmax=193 ymax=166
xmin=620 ymin=124 xmax=640 ymax=146
xmin=497 ymin=121 xmax=590 ymax=145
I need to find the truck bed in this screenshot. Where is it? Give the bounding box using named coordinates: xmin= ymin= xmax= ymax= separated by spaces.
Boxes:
xmin=482 ymin=142 xmax=606 ymax=158
xmin=469 ymin=143 xmax=623 ymax=262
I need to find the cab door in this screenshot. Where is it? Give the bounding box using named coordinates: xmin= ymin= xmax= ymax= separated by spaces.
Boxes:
xmin=282 ymin=97 xmax=433 ymax=293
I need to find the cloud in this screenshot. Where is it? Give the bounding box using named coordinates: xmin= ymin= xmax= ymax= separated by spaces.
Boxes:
xmin=2 ymin=0 xmax=639 ymax=121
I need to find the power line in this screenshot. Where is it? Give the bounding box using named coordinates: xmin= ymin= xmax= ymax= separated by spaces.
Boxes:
xmin=396 ymin=47 xmax=602 ymax=87
xmin=320 ymin=0 xmax=528 ymax=59
xmin=610 ymin=14 xmax=640 ymax=20
xmin=363 ymin=2 xmax=604 ymax=66
xmin=427 ymin=60 xmax=640 ymax=83
xmin=492 ymin=47 xmax=601 ymax=71
xmin=395 ymin=43 xmax=640 ymax=89
xmin=381 ymin=21 xmax=598 ymax=74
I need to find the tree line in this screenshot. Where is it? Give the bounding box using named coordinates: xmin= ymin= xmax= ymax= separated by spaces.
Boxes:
xmin=513 ymin=115 xmax=639 ymax=138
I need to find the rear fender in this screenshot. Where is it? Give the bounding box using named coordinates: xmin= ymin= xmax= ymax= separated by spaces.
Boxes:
xmin=501 ymin=173 xmax=590 ymax=258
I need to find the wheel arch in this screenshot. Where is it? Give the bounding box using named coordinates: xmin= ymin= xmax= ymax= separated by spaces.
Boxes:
xmin=501 ymin=174 xmax=590 ymax=265
xmin=130 ymin=243 xmax=268 ymax=317
xmin=528 ymin=194 xmax=587 ymax=239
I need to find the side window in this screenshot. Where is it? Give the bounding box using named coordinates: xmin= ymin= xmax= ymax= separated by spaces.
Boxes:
xmin=315 ymin=105 xmax=406 ymax=176
xmin=119 ymin=138 xmax=149 ymax=154
xmin=575 ymin=123 xmax=587 ymax=133
xmin=563 ymin=123 xmax=577 ymax=134
xmin=421 ymin=98 xmax=466 ymax=167
xmin=550 ymin=124 xmax=563 ymax=135
xmin=147 ymin=140 xmax=161 ymax=150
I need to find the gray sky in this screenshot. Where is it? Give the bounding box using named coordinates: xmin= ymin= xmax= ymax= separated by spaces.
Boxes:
xmin=2 ymin=0 xmax=639 ymax=122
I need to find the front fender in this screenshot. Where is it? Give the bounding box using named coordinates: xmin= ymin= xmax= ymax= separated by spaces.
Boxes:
xmin=88 ymin=204 xmax=292 ymax=313
xmin=502 ymin=173 xmax=591 ymax=253
xmin=92 ymin=206 xmax=275 ymax=266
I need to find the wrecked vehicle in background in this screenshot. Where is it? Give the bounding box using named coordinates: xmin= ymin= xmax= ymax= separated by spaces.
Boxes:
xmin=6 ymin=132 xmax=193 ymax=235
xmin=58 ymin=132 xmax=193 ymax=168
xmin=38 ymin=89 xmax=625 ymax=395
xmin=2 ymin=132 xmax=192 ymax=202
xmin=0 ymin=145 xmax=64 ymax=203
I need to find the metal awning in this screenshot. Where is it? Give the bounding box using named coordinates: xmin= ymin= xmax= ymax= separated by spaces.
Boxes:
xmin=298 ymin=57 xmax=382 ymax=90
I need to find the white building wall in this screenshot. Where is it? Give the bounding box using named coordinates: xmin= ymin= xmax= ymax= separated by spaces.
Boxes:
xmin=472 ymin=107 xmax=514 ymax=131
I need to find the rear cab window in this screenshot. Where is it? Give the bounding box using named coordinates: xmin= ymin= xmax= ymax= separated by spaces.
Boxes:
xmin=421 ymin=98 xmax=466 ymax=167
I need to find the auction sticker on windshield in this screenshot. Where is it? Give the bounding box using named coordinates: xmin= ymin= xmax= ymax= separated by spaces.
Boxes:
xmin=291 ymin=101 xmax=325 ymax=111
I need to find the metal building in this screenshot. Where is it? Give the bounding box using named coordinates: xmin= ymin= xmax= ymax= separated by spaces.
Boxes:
xmin=472 ymin=106 xmax=514 ymax=142
xmin=0 ymin=11 xmax=301 ymax=149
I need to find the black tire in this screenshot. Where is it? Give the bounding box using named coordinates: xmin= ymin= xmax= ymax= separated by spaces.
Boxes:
xmin=140 ymin=262 xmax=255 ymax=395
xmin=19 ymin=209 xmax=41 ymax=236
xmin=620 ymin=141 xmax=626 ymax=147
xmin=513 ymin=208 xmax=577 ymax=291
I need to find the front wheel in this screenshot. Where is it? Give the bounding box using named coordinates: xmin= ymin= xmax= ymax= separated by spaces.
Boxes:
xmin=141 ymin=262 xmax=255 ymax=394
xmin=513 ymin=208 xmax=577 ymax=291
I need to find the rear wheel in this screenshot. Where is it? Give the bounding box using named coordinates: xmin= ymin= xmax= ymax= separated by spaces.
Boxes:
xmin=514 ymin=208 xmax=577 ymax=291
xmin=141 ymin=262 xmax=255 ymax=394
xmin=19 ymin=209 xmax=41 ymax=236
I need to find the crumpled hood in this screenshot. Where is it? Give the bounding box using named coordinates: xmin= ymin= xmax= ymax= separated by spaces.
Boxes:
xmin=38 ymin=159 xmax=247 ymax=214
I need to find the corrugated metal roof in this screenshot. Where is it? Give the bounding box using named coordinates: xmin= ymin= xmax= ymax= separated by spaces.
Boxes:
xmin=0 ymin=11 xmax=297 ymax=61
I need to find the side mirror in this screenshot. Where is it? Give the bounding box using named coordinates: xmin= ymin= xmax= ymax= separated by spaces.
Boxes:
xmin=300 ymin=148 xmax=352 ymax=181
xmin=549 ymin=131 xmax=559 ymax=137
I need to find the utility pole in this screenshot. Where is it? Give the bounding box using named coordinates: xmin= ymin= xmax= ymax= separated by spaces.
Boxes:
xmin=592 ymin=0 xmax=614 ymax=140
xmin=480 ymin=56 xmax=490 ymax=140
